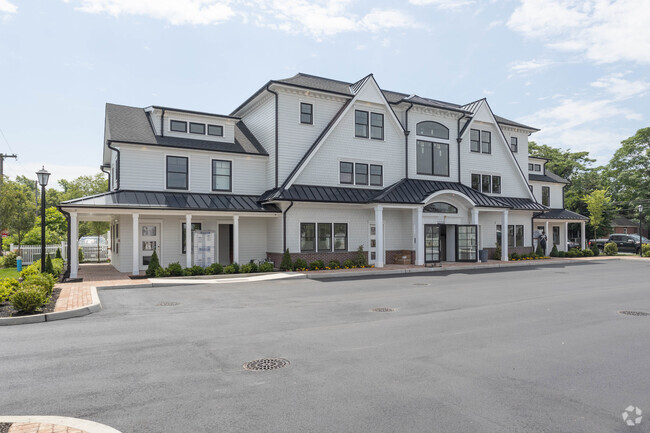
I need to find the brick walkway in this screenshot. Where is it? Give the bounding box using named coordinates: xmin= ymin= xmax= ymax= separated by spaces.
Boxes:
xmin=7 ymin=423 xmax=88 ymax=433
xmin=54 ymin=264 xmax=150 ymax=312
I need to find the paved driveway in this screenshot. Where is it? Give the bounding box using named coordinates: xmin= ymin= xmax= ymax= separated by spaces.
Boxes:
xmin=2 ymin=259 xmax=649 ymax=433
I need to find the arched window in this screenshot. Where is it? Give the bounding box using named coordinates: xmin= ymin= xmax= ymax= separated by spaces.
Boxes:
xmin=416 ymin=121 xmax=449 ymax=140
xmin=423 ymin=202 xmax=458 ymax=213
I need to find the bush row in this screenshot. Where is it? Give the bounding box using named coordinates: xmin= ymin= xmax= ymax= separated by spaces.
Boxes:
xmin=643 ymin=244 xmax=650 ymax=257
xmin=509 ymin=252 xmax=549 ymax=261
xmin=145 ymin=251 xmax=274 ymax=277
xmin=278 ymin=247 xmax=371 ymax=271
xmin=0 ymin=273 xmax=56 ymax=313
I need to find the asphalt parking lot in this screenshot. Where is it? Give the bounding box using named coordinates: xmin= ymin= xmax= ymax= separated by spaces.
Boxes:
xmin=2 ymin=259 xmax=649 ymax=433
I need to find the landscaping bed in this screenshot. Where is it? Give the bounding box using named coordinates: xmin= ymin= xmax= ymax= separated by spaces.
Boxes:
xmin=0 ymin=286 xmax=61 ymax=318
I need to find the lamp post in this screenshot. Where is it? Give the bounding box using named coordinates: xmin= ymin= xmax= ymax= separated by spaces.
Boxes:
xmin=36 ymin=166 xmax=50 ymax=273
xmin=639 ymin=204 xmax=644 ymax=257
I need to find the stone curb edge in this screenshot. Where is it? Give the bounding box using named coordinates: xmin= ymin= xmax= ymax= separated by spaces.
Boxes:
xmin=0 ymin=416 xmax=121 ymax=433
xmin=0 ymin=286 xmax=101 ymax=326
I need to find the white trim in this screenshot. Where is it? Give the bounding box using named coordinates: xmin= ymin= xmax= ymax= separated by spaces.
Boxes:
xmin=139 ymin=219 xmax=163 ymax=271
xmin=422 ymin=190 xmax=476 ymax=207
xmin=298 ymin=100 xmax=315 ymax=126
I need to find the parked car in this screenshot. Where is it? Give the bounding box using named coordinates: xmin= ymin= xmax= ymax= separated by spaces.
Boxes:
xmin=589 ymin=234 xmax=649 ymax=254
xmin=78 ymin=236 xmax=108 ymax=261
xmin=567 ymin=240 xmax=580 ymax=250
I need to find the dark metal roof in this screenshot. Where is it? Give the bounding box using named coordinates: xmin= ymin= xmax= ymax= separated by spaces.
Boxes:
xmin=274 ymin=184 xmax=379 ymax=204
xmin=406 ymin=95 xmax=471 ymax=114
xmin=495 ymin=196 xmax=547 ymax=211
xmin=60 ymin=190 xmax=280 ymax=213
xmin=105 ymin=103 xmax=267 ymax=156
xmin=534 ymin=209 xmax=588 ymax=220
xmin=529 ymin=171 xmax=569 ymax=184
xmin=373 ymin=179 xmax=508 ymax=207
xmin=493 ymin=114 xmax=540 ymax=132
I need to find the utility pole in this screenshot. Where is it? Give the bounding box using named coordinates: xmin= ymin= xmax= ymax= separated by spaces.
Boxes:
xmin=0 ymin=153 xmax=17 ymax=181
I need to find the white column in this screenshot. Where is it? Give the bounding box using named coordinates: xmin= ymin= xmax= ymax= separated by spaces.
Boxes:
xmin=472 ymin=209 xmax=480 ymax=259
xmin=415 ymin=207 xmax=424 ymax=266
xmin=233 ymin=215 xmax=240 ymax=264
xmin=375 ymin=206 xmax=384 ymax=268
xmin=501 ymin=210 xmax=509 ymax=261
xmin=580 ymin=221 xmax=586 ymax=250
xmin=132 ymin=213 xmax=139 ymax=275
xmin=185 ymin=214 xmax=192 ymax=268
xmin=544 ymin=221 xmax=549 ymax=256
xmin=70 ymin=212 xmax=78 ymax=278
xmin=564 ymin=221 xmax=569 ymax=251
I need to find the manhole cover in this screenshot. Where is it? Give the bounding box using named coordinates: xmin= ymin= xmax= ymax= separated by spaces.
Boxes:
xmin=243 ymin=358 xmax=290 ymax=371
xmin=619 ymin=311 xmax=649 ymax=317
xmin=157 ymin=302 xmax=180 ymax=306
xmin=413 ymin=283 xmax=429 ymax=286
xmin=371 ymin=307 xmax=395 ymax=312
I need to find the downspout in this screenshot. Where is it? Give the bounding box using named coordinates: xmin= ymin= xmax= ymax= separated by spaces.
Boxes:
xmin=404 ymin=102 xmax=413 ymax=179
xmin=266 ymin=84 xmax=279 ymax=188
xmin=282 ymin=201 xmax=294 ymax=252
xmin=456 ymin=114 xmax=467 ymax=183
xmin=160 ymin=109 xmax=165 ymax=137
xmin=100 ymin=165 xmax=110 ymax=191
xmin=57 ymin=206 xmax=72 ymax=279
xmin=107 ymin=141 xmax=120 ymax=190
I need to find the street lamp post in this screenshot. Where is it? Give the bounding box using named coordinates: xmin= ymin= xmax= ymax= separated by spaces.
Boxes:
xmin=36 ymin=166 xmax=50 ymax=273
xmin=639 ymin=204 xmax=644 ymax=258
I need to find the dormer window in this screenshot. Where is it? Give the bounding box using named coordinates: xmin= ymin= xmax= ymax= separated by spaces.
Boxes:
xmin=189 ymin=122 xmax=205 ymax=135
xmin=300 ymin=103 xmax=313 ymax=124
xmin=534 ymin=164 xmax=541 ymax=172
xmin=170 ymin=120 xmax=187 ymax=133
xmin=510 ymin=136 xmax=518 ymax=152
xmin=208 ymin=124 xmax=223 ymax=136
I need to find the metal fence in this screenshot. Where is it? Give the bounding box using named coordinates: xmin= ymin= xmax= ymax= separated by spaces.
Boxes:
xmin=8 ymin=242 xmax=109 ymax=265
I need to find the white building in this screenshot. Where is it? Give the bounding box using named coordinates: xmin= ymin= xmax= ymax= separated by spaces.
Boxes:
xmin=59 ymin=73 xmax=587 ymax=277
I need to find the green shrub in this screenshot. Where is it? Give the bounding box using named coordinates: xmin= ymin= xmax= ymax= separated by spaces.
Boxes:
xmin=549 ymin=244 xmax=558 ymax=257
xmin=248 ymin=262 xmax=258 ymax=273
xmin=259 ymin=262 xmax=274 ymax=272
xmin=591 ymin=244 xmax=600 ymax=256
xmin=145 ymin=250 xmax=162 ymax=277
xmin=293 ymin=258 xmax=308 ymax=271
xmin=328 ymin=260 xmax=340 ymax=269
xmin=510 ymin=252 xmax=519 ymax=260
xmin=55 ymin=248 xmax=62 ymax=259
xmin=645 ymin=250 xmax=650 ymax=258
xmin=223 ymin=264 xmax=237 ymax=274
xmin=355 ymin=245 xmax=367 ymax=267
xmin=154 ymin=267 xmax=170 ymax=277
xmin=78 ymin=248 xmax=84 ymax=263
xmin=44 ymin=254 xmax=54 ymax=275
xmin=280 ymin=248 xmax=293 ymax=271
xmin=2 ymin=252 xmax=17 ymax=268
xmin=494 ymin=243 xmax=502 ymax=260
xmin=186 ymin=265 xmax=205 ymax=276
xmin=343 ymin=259 xmax=355 ymax=268
xmin=309 ymin=260 xmax=324 ymax=270
xmin=240 ymin=263 xmax=255 ymax=273
xmin=166 ymin=262 xmax=183 ymax=276
xmin=535 ymin=242 xmax=544 ymax=256
xmin=231 ymin=262 xmax=240 ymax=273
xmin=566 ymin=249 xmax=578 ymax=258
xmin=642 ymin=244 xmax=650 ymax=257
xmin=582 ymin=248 xmax=594 ymax=257
xmin=558 ymin=251 xmax=566 ymax=258
xmin=51 ymin=258 xmax=64 ymax=277
xmin=23 ymin=273 xmax=55 ymax=296
xmin=603 ymin=242 xmax=618 ymax=256
xmin=206 ymin=263 xmax=223 ymax=275
xmin=11 ymin=287 xmax=50 ymax=314
xmin=20 ymin=261 xmax=41 ymax=279
xmin=0 ymin=278 xmax=21 ymax=303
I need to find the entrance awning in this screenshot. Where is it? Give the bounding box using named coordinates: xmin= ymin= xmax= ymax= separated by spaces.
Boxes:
xmin=534 ymin=209 xmax=588 ymax=221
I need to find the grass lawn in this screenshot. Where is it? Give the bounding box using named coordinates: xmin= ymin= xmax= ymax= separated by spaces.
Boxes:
xmin=0 ymin=268 xmax=20 ymax=279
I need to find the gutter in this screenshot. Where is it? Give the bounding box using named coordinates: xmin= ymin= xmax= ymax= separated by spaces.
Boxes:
xmin=404 ymin=102 xmax=413 ymax=179
xmin=456 ymin=114 xmax=467 ymax=183
xmin=57 ymin=206 xmax=72 ymax=279
xmin=265 ymin=84 xmax=279 ymax=188
xmin=282 ymin=201 xmax=294 ymax=252
xmin=107 ymin=141 xmax=120 ymax=190
xmin=100 ymin=165 xmax=110 ymax=190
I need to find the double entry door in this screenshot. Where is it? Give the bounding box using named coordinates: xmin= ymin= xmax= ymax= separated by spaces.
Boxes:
xmin=424 ymin=224 xmax=477 ymax=263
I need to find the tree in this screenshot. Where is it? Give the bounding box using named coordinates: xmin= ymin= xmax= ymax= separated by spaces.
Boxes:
xmin=58 ymin=173 xmax=108 ymax=202
xmin=528 ymin=141 xmax=595 ymax=180
xmin=0 ymin=180 xmax=37 ymax=254
xmin=18 ymin=207 xmax=68 ymax=245
xmin=583 ymin=189 xmax=612 ymax=238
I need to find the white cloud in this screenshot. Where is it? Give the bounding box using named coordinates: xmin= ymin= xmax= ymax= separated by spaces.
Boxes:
xmin=590 ymin=73 xmax=650 ymax=100
xmin=523 ymin=98 xmax=639 ymax=131
xmin=508 ymin=0 xmax=650 ymax=64
xmin=0 ymin=0 xmax=17 ymax=13
xmin=508 ymin=59 xmax=554 ymax=76
xmin=408 ymin=0 xmax=474 ymax=9
xmin=487 ymin=19 xmax=502 ymax=30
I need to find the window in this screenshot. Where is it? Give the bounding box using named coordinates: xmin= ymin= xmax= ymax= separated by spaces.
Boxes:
xmin=181 ymin=222 xmax=202 ymax=254
xmin=508 ymin=225 xmax=515 ymax=247
xmin=318 ymin=223 xmax=332 ymax=251
xmin=492 ymin=176 xmax=501 ymax=194
xmin=528 ymin=163 xmax=534 ymax=171
xmin=416 ymin=140 xmax=449 ymax=176
xmin=207 ymin=124 xmax=223 ymax=136
xmin=553 ymin=226 xmax=560 ymax=245
xmin=542 ymin=186 xmax=550 ymax=206
xmin=355 ymin=110 xmax=369 ymax=138
xmin=355 ymin=163 xmax=368 ymax=185
xmin=497 ymin=224 xmax=524 ymax=247
xmin=424 ymin=202 xmax=458 ymax=213
xmin=481 ymin=174 xmax=491 ymax=193
xmin=370 ymin=164 xmax=383 ymax=186
xmin=189 ymin=122 xmax=205 ymax=135
xmin=511 ymin=137 xmax=518 ymax=152
xmin=470 ymin=129 xmax=480 ymax=152
xmin=471 ymin=173 xmax=480 ymax=190
xmin=340 ymin=162 xmax=353 ymax=184
xmin=481 ymin=131 xmax=491 ymax=153
xmin=534 ymin=164 xmax=541 ymax=172
xmin=416 ymin=121 xmax=449 ymax=139
xmin=334 ymin=223 xmax=348 ymax=251
xmin=300 ymin=103 xmax=313 ymax=124
xmin=623 ymin=227 xmax=628 ymax=234
xmin=370 ymin=113 xmax=384 ymax=140
xmin=516 ymin=225 xmax=524 ymax=247
xmin=212 ymin=160 xmax=231 ymax=191
xmin=170 ymin=120 xmax=187 ymax=133
xmin=300 ymin=223 xmax=316 ymax=252
xmin=166 ymin=156 xmax=188 ymax=190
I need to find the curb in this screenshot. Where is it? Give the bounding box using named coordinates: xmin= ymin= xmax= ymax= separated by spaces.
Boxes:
xmin=0 ymin=416 xmax=122 ymax=433
xmin=0 ymin=286 xmax=102 ymax=326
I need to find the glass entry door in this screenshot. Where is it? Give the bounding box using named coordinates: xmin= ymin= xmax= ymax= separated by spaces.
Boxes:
xmin=424 ymin=224 xmax=441 ymax=263
xmin=456 ymin=225 xmax=477 ymax=262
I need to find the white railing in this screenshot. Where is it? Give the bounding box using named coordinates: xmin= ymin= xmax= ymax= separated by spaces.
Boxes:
xmin=9 ymin=242 xmax=69 ymax=265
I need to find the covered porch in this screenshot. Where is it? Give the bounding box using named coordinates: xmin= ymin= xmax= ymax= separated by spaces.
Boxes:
xmin=533 ymin=209 xmax=589 ymax=255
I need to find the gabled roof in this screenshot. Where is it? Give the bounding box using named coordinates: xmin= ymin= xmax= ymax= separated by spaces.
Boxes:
xmin=105 ymin=103 xmax=267 ymax=156
xmin=61 ymin=190 xmax=280 ymax=213
xmin=529 ymin=171 xmax=569 ymax=184
xmin=534 ymin=209 xmax=588 ymax=221
xmin=611 ymin=216 xmax=638 ymax=227
xmin=493 ymin=115 xmax=539 ymax=132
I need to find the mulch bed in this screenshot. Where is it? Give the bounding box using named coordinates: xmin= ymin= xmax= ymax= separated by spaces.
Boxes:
xmin=0 ymin=422 xmax=12 ymax=433
xmin=0 ymin=287 xmax=62 ymax=318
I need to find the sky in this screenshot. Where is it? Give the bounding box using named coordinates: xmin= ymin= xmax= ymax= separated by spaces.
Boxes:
xmin=0 ymin=0 xmax=648 ymax=188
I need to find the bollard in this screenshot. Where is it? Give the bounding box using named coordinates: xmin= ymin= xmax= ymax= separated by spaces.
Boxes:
xmin=17 ymin=256 xmax=22 ymax=272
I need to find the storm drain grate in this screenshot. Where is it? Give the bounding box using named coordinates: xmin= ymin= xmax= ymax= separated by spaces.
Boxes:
xmin=619 ymin=311 xmax=649 ymax=317
xmin=371 ymin=307 xmax=395 ymax=312
xmin=157 ymin=302 xmax=180 ymax=307
xmin=243 ymin=358 xmax=290 ymax=371
xmin=0 ymin=423 xmax=12 ymax=433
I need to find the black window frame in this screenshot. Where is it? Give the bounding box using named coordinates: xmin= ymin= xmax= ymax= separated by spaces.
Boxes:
xmin=207 ymin=124 xmax=223 ymax=136
xmin=416 ymin=140 xmax=449 ymax=177
xmin=481 ymin=174 xmax=492 ymax=193
xmin=369 ymin=164 xmax=383 ymax=186
xmin=471 ymin=173 xmax=480 ymax=191
xmin=370 ymin=112 xmax=384 ymax=140
xmin=317 ymin=223 xmax=332 ymax=252
xmin=300 ymin=223 xmax=316 ymax=252
xmin=492 ymin=175 xmax=501 ymax=194
xmin=424 ymin=202 xmax=458 ymax=213
xmin=211 ymin=159 xmax=232 ymax=192
xmin=481 ymin=130 xmax=491 ymax=154
xmin=528 ymin=163 xmax=534 ymax=171
xmin=300 ymin=102 xmax=313 ymax=125
xmin=534 ymin=164 xmax=541 ymax=172
xmin=333 ymin=223 xmax=348 ymax=252
xmin=355 ymin=110 xmax=369 ymax=138
xmin=542 ymin=186 xmax=550 ymax=206
xmin=470 ymin=129 xmax=480 ymax=152
xmin=181 ymin=222 xmax=202 ymax=254
xmin=189 ymin=122 xmax=205 ymax=135
xmin=510 ymin=136 xmax=518 ymax=152
xmin=340 ymin=162 xmax=353 ymax=185
xmin=170 ymin=120 xmax=187 ymax=133
xmin=166 ymin=155 xmax=189 ymax=190
xmin=516 ymin=225 xmax=524 ymax=247
xmin=355 ymin=163 xmax=369 ymax=185
xmin=416 ymin=121 xmax=449 ymax=140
